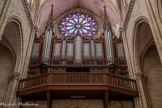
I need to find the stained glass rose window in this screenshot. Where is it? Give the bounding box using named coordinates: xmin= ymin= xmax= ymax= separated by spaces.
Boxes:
xmin=60 ymin=13 xmax=97 ymax=37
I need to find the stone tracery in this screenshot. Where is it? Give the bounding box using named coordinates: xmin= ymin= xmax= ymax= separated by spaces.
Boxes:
xmin=60 ymin=13 xmax=97 ymax=38
xmin=54 ymin=8 xmax=103 ymax=39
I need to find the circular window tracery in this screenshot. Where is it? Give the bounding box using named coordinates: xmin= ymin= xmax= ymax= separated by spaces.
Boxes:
xmin=60 ymin=13 xmax=98 ymax=37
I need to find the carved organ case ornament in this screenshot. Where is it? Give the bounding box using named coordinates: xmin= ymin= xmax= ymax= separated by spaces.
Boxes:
xmin=28 ymin=8 xmax=128 ymax=77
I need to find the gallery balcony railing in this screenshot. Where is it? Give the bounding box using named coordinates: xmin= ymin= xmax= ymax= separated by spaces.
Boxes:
xmin=18 ymin=73 xmax=137 ymax=93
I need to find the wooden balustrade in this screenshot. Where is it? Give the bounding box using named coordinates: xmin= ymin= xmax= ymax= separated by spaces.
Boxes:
xmin=107 ymin=74 xmax=137 ymax=90
xmin=18 ymin=74 xmax=48 ymax=90
xmin=51 ymin=73 xmax=104 ymax=84
xmin=18 ymin=73 xmax=137 ymax=91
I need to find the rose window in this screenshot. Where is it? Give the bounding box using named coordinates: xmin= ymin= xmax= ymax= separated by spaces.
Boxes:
xmin=60 ymin=13 xmax=98 ymax=37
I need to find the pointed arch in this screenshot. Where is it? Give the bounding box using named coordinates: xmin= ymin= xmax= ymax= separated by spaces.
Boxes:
xmin=0 ymin=16 xmax=24 ymax=102
xmin=132 ymin=16 xmax=162 ymax=108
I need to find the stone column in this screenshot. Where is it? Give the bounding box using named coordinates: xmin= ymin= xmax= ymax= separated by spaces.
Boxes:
xmin=5 ymin=72 xmax=20 ymax=108
xmin=21 ymin=26 xmax=38 ymax=79
xmin=120 ymin=28 xmax=145 ymax=108
xmin=4 ymin=26 xmax=37 ymax=108
xmin=120 ymin=28 xmax=134 ymax=78
xmin=135 ymin=72 xmax=149 ymax=108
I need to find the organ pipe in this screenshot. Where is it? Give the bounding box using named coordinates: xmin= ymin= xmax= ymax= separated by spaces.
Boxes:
xmin=42 ymin=27 xmax=53 ymax=64
xmin=105 ymin=28 xmax=114 ymax=64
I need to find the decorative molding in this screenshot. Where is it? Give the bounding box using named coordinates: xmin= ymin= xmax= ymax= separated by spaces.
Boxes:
xmin=135 ymin=72 xmax=147 ymax=81
xmin=32 ymin=25 xmax=38 ymax=32
xmin=9 ymin=72 xmax=20 ymax=81
xmin=119 ymin=27 xmax=125 ymax=32
xmin=123 ymin=0 xmax=135 ymax=30
xmin=22 ymin=0 xmax=35 ymax=29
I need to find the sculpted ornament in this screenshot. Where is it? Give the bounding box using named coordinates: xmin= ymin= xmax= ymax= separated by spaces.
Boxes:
xmin=9 ymin=72 xmax=20 ymax=81
xmin=135 ymin=72 xmax=147 ymax=81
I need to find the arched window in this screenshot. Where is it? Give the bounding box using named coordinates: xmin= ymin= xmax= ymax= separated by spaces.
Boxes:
xmin=60 ymin=13 xmax=98 ymax=38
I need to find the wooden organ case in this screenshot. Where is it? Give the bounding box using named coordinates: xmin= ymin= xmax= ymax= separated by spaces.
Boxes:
xmin=28 ymin=9 xmax=128 ymax=78
xmin=17 ymin=8 xmax=138 ymax=108
xmin=28 ymin=25 xmax=128 ymax=77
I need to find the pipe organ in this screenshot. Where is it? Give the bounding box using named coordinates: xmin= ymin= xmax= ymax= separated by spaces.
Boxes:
xmin=28 ymin=8 xmax=128 ymax=77
xmin=42 ymin=25 xmax=53 ymax=64
xmin=29 ymin=20 xmax=127 ymax=77
xmin=17 ymin=8 xmax=138 ymax=108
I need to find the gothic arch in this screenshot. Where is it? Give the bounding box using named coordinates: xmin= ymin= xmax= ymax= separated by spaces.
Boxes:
xmin=0 ymin=17 xmax=24 ymax=102
xmin=132 ymin=17 xmax=150 ymax=77
xmin=131 ymin=17 xmax=151 ymax=108
xmin=5 ymin=17 xmax=24 ymax=74
xmin=133 ymin=17 xmax=162 ymax=108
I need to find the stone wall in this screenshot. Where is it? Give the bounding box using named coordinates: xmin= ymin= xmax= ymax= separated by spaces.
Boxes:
xmin=110 ymin=101 xmax=134 ymax=108
xmin=122 ymin=0 xmax=162 ymax=107
xmin=143 ymin=45 xmax=162 ymax=108
xmin=125 ymin=0 xmax=149 ymax=59
xmin=146 ymin=0 xmax=162 ymax=61
xmin=0 ymin=0 xmax=34 ymax=104
xmin=0 ymin=44 xmax=13 ymax=102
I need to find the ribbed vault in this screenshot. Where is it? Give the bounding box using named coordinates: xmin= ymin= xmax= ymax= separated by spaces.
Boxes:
xmin=36 ymin=0 xmax=121 ymax=36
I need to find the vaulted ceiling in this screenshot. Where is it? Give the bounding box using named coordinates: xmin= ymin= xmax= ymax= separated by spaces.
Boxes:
xmin=36 ymin=0 xmax=121 ymax=36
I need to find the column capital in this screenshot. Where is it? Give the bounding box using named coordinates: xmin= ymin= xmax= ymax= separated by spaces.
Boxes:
xmin=119 ymin=27 xmax=125 ymax=32
xmin=32 ymin=25 xmax=38 ymax=32
xmin=135 ymin=72 xmax=147 ymax=81
xmin=9 ymin=72 xmax=20 ymax=81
